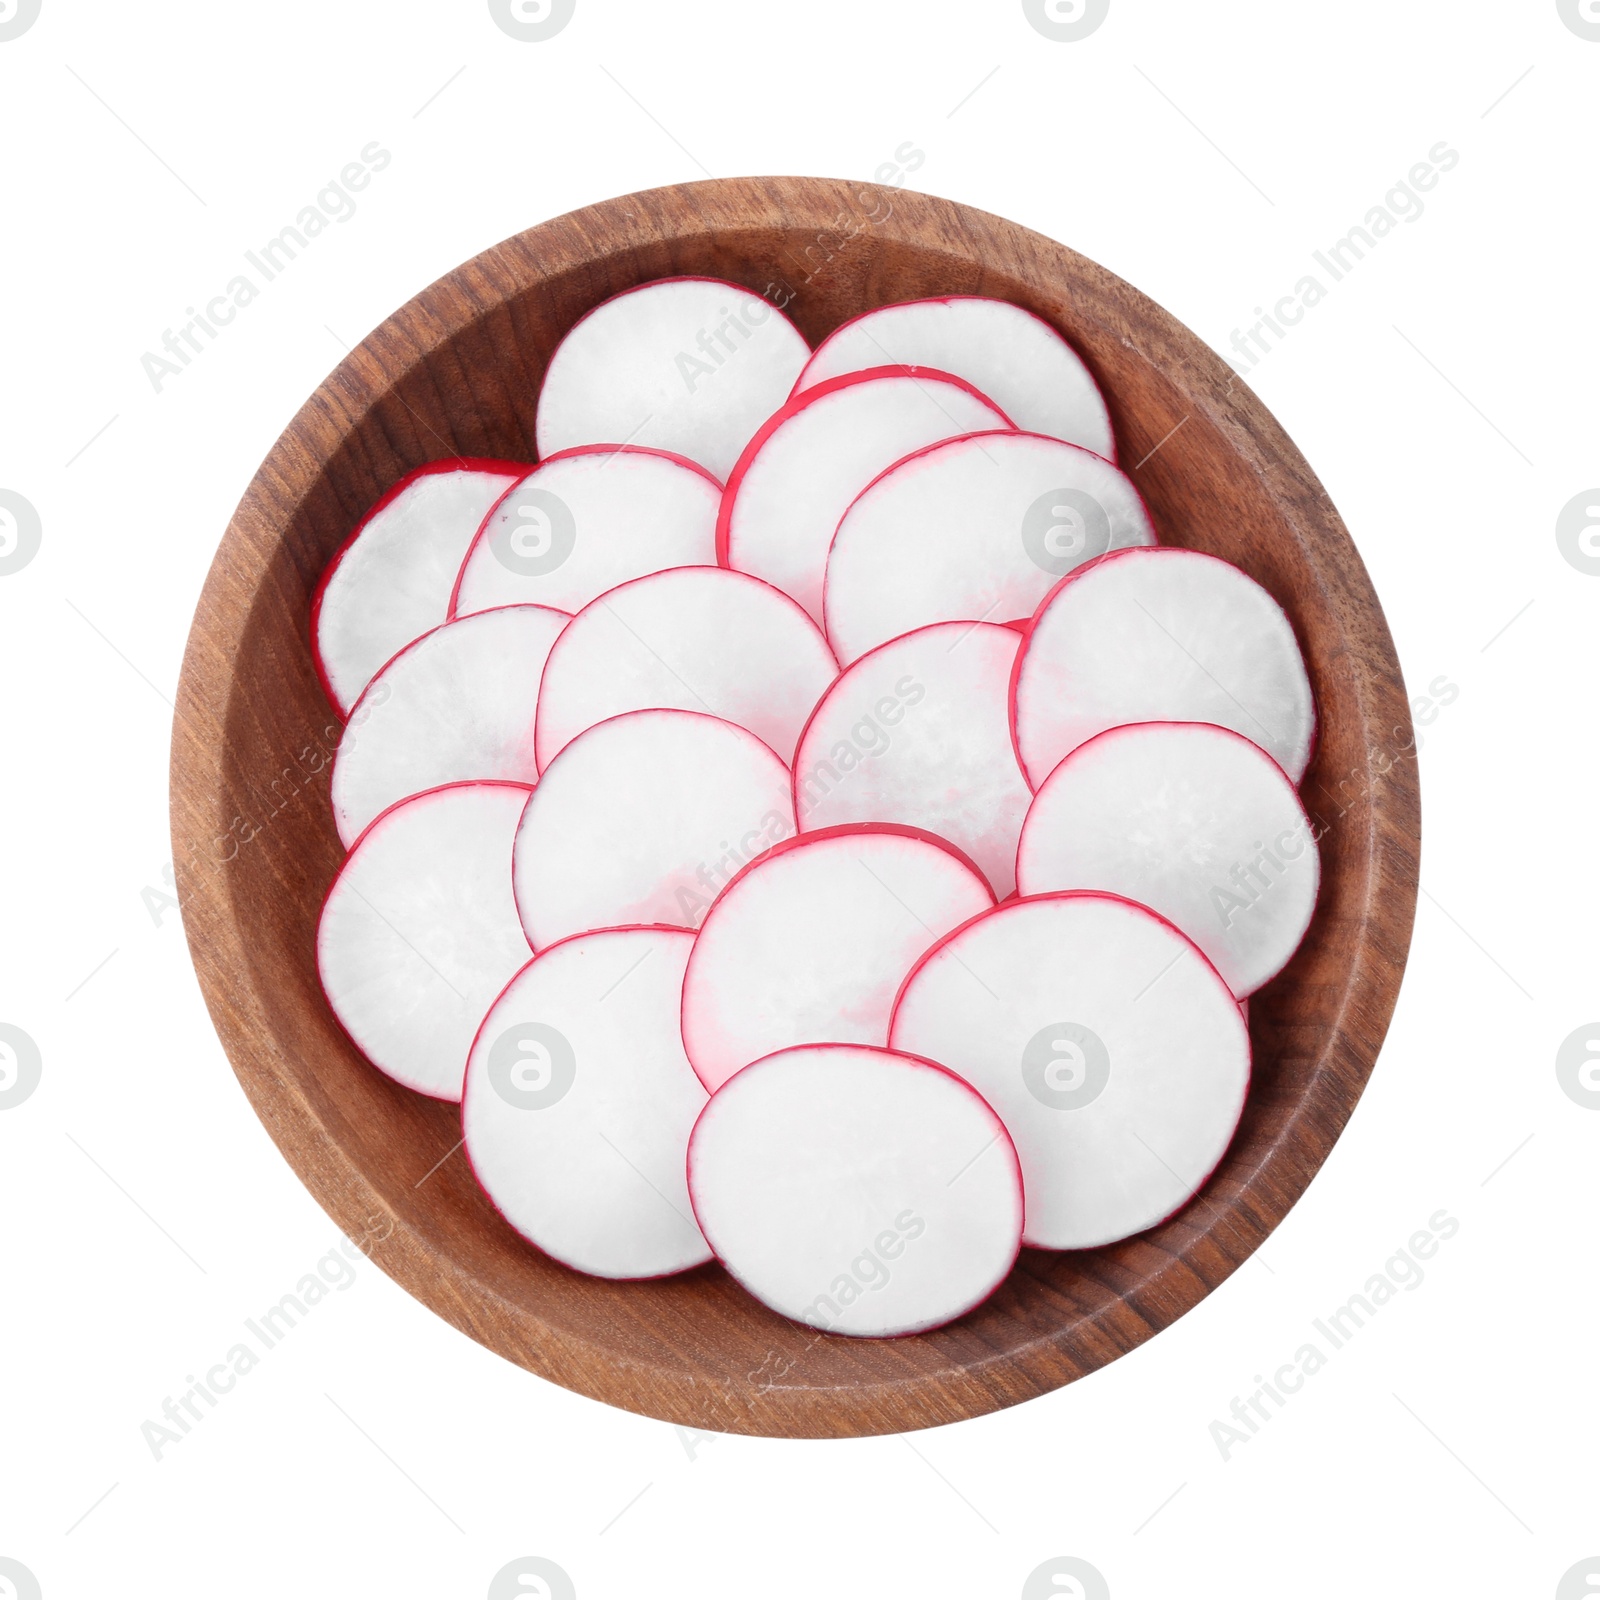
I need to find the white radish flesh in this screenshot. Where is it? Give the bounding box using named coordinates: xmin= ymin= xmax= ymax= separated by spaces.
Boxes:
xmin=451 ymin=445 xmax=721 ymax=619
xmin=825 ymin=430 xmax=1157 ymax=664
xmin=792 ymin=621 xmax=1031 ymax=898
xmin=331 ymin=604 xmax=569 ymax=847
xmin=687 ymin=1044 xmax=1023 ymax=1337
xmin=891 ymin=892 xmax=1250 ymax=1250
xmin=534 ymin=566 xmax=836 ymax=769
xmin=512 ymin=710 xmax=794 ymax=947
xmin=1012 ymin=547 xmax=1317 ymax=787
xmin=314 ymin=460 xmax=525 ymax=716
xmin=795 ymin=297 xmax=1114 ymax=461
xmin=719 ymin=368 xmax=1010 ymax=626
xmin=534 ymin=278 xmax=811 ymax=481
xmin=316 ymin=782 xmax=533 ymax=1101
xmin=1016 ymin=722 xmax=1319 ymax=998
xmin=680 ymin=825 xmax=994 ymax=1093
xmin=462 ymin=927 xmax=712 ymax=1279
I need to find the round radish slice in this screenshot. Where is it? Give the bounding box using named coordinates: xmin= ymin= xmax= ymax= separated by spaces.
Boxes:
xmin=719 ymin=367 xmax=1011 ymax=626
xmin=890 ymin=893 xmax=1250 ymax=1250
xmin=450 ymin=445 xmax=721 ymax=620
xmin=793 ymin=622 xmax=1031 ymax=898
xmin=681 ymin=825 xmax=994 ymax=1093
xmin=795 ymin=297 xmax=1114 ymax=461
xmin=534 ymin=278 xmax=810 ymax=481
xmin=1016 ymin=722 xmax=1320 ymax=998
xmin=687 ymin=1044 xmax=1022 ymax=1337
xmin=825 ymin=430 xmax=1157 ymax=665
xmin=513 ymin=710 xmax=794 ymax=947
xmin=317 ymin=782 xmax=534 ymax=1101
xmin=313 ymin=459 xmax=527 ymax=716
xmin=1012 ymin=547 xmax=1317 ymax=787
xmin=535 ymin=567 xmax=836 ymax=770
xmin=330 ymin=605 xmax=569 ymax=848
xmin=462 ymin=927 xmax=711 ymax=1279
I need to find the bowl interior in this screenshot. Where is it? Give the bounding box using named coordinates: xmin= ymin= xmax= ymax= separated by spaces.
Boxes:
xmin=172 ymin=177 xmax=1418 ymax=1437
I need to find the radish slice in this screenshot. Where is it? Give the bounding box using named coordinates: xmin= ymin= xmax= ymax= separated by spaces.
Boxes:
xmin=313 ymin=459 xmax=526 ymax=716
xmin=890 ymin=892 xmax=1250 ymax=1250
xmin=462 ymin=927 xmax=711 ymax=1279
xmin=450 ymin=445 xmax=721 ymax=620
xmin=825 ymin=430 xmax=1157 ymax=665
xmin=512 ymin=709 xmax=794 ymax=946
xmin=681 ymin=825 xmax=994 ymax=1093
xmin=535 ymin=567 xmax=836 ymax=770
xmin=792 ymin=622 xmax=1031 ymax=898
xmin=686 ymin=1044 xmax=1023 ymax=1337
xmin=719 ymin=367 xmax=1011 ymax=626
xmin=1016 ymin=722 xmax=1320 ymax=998
xmin=330 ymin=605 xmax=569 ymax=848
xmin=1012 ymin=547 xmax=1317 ymax=787
xmin=317 ymin=782 xmax=534 ymax=1101
xmin=794 ymin=297 xmax=1114 ymax=461
xmin=534 ymin=278 xmax=810 ymax=480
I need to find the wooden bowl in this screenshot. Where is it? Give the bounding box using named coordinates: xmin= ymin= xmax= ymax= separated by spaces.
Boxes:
xmin=171 ymin=177 xmax=1420 ymax=1437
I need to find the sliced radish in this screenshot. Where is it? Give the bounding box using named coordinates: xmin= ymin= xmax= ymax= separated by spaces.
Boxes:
xmin=719 ymin=367 xmax=1011 ymax=626
xmin=1016 ymin=722 xmax=1319 ymax=998
xmin=512 ymin=710 xmax=794 ymax=947
xmin=450 ymin=445 xmax=721 ymax=620
xmin=794 ymin=297 xmax=1114 ymax=461
xmin=317 ymin=782 xmax=533 ymax=1101
xmin=1012 ymin=547 xmax=1317 ymax=788
xmin=462 ymin=927 xmax=711 ymax=1279
xmin=681 ymin=825 xmax=994 ymax=1093
xmin=792 ymin=621 xmax=1031 ymax=898
xmin=890 ymin=892 xmax=1249 ymax=1250
xmin=825 ymin=430 xmax=1157 ymax=665
xmin=686 ymin=1044 xmax=1022 ymax=1337
xmin=534 ymin=278 xmax=811 ymax=480
xmin=330 ymin=604 xmax=569 ymax=847
xmin=313 ymin=459 xmax=527 ymax=716
xmin=534 ymin=566 xmax=836 ymax=770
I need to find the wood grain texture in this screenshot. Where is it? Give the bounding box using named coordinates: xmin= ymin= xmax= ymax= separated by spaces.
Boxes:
xmin=169 ymin=176 xmax=1420 ymax=1437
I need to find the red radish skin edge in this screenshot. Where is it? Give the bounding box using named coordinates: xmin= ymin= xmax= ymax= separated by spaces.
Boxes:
xmin=459 ymin=922 xmax=714 ymax=1283
xmin=310 ymin=456 xmax=531 ymax=719
xmin=684 ymin=1041 xmax=1025 ymax=1337
xmin=792 ymin=296 xmax=1112 ymax=461
xmin=887 ymin=888 xmax=1253 ymax=1249
xmin=1015 ymin=719 xmax=1321 ymax=999
xmin=316 ymin=778 xmax=535 ymax=1102
xmin=677 ymin=820 xmax=997 ymax=1060
xmin=444 ymin=442 xmax=726 ymax=622
xmin=714 ymin=365 xmax=1017 ymax=568
xmin=817 ymin=428 xmax=1159 ymax=640
xmin=1004 ymin=546 xmax=1322 ymax=792
xmin=789 ymin=621 xmax=1029 ymax=827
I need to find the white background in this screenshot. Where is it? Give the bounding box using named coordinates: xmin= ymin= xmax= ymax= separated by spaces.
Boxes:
xmin=1 ymin=2 xmax=1595 ymax=1596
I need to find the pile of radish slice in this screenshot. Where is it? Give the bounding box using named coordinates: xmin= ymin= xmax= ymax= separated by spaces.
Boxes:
xmin=311 ymin=278 xmax=1320 ymax=1339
